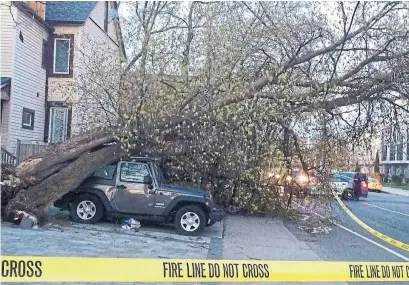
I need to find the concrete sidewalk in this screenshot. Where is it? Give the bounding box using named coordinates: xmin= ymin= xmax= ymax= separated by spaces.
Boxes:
xmin=221 ymin=215 xmax=348 ymax=285
xmin=383 ymin=186 xmax=409 ymax=197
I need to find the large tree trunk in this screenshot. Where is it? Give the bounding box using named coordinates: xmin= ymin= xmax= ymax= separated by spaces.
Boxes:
xmin=1 ymin=131 xmax=122 ymax=224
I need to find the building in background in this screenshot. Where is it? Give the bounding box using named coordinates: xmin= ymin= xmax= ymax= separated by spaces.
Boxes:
xmin=380 ymin=126 xmax=409 ymax=182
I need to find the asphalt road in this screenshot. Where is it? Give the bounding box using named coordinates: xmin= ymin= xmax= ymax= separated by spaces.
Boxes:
xmin=285 ymin=191 xmax=409 ymax=285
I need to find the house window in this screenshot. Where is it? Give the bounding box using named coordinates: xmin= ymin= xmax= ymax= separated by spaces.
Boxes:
xmin=382 ymin=145 xmax=388 ymax=161
xmin=390 ymin=143 xmax=396 ymax=161
xmin=22 ymin=108 xmax=35 ymax=130
xmin=397 ymin=143 xmax=403 ymax=161
xmin=42 ymin=40 xmax=48 ymax=69
xmin=407 ymin=143 xmax=409 ymax=160
xmin=53 ymin=38 xmax=70 ymax=74
xmin=1 ymin=100 xmax=3 ymax=124
xmin=48 ymin=107 xmax=68 ymax=143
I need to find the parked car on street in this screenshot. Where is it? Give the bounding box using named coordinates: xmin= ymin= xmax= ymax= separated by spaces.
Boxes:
xmin=368 ymin=176 xmax=383 ymax=192
xmin=332 ymin=173 xmax=368 ymax=199
xmin=54 ymin=157 xmax=224 ymax=235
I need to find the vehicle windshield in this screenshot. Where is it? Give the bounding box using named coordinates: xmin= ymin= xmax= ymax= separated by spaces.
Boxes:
xmin=337 ymin=172 xmax=354 ymax=179
xmin=152 ymin=163 xmax=165 ymax=184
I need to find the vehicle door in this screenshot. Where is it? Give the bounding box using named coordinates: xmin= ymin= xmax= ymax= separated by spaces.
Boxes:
xmin=150 ymin=163 xmax=177 ymax=216
xmin=113 ymin=162 xmax=156 ymax=214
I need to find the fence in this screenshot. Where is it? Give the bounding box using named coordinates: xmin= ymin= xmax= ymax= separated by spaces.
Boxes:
xmin=16 ymin=139 xmax=51 ymax=165
xmin=1 ymin=147 xmax=16 ymax=166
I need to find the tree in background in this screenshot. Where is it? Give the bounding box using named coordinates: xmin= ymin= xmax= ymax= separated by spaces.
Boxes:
xmin=374 ymin=151 xmax=380 ymax=174
xmin=355 ymin=162 xmax=361 ymax=173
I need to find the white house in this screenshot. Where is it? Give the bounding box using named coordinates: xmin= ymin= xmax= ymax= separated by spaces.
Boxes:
xmin=0 ymin=1 xmax=124 ymax=162
xmin=1 ymin=1 xmax=52 ymax=156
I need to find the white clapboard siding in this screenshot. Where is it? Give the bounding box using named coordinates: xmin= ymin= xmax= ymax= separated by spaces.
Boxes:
xmin=88 ymin=1 xmax=118 ymax=46
xmin=0 ymin=2 xmax=16 ymax=77
xmin=7 ymin=8 xmax=49 ymax=154
xmin=70 ymin=1 xmax=120 ymax=134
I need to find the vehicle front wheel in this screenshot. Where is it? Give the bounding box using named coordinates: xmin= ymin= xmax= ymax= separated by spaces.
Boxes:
xmin=174 ymin=205 xmax=206 ymax=236
xmin=70 ymin=194 xmax=104 ymax=224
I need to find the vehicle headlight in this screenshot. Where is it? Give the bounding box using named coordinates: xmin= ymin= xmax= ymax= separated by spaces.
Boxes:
xmin=299 ymin=175 xmax=308 ymax=183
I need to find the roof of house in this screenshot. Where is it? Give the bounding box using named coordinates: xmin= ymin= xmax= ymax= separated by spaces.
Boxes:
xmin=45 ymin=1 xmax=97 ymax=24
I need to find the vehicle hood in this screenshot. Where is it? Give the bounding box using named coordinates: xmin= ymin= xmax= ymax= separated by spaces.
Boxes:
xmin=158 ymin=184 xmax=207 ymax=197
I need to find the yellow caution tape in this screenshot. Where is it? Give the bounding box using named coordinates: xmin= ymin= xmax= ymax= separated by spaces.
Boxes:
xmin=1 ymin=256 xmax=408 ymax=282
xmin=333 ymin=191 xmax=409 ymax=252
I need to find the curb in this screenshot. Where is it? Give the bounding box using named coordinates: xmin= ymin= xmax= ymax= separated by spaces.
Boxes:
xmin=382 ymin=190 xmax=409 ymax=198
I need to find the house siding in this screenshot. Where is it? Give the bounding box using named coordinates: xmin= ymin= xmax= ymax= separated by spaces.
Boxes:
xmin=46 ymin=2 xmax=120 ymax=136
xmin=88 ymin=1 xmax=118 ymax=46
xmin=107 ymin=3 xmax=119 ymax=44
xmin=6 ymin=8 xmax=49 ymax=154
xmin=0 ymin=2 xmax=16 ymax=77
xmin=0 ymin=3 xmax=16 ymax=149
xmin=71 ymin=1 xmax=120 ymax=134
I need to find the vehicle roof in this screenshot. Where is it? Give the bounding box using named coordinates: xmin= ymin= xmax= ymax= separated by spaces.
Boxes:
xmin=334 ymin=174 xmax=353 ymax=181
xmin=337 ymin=171 xmax=355 ymax=177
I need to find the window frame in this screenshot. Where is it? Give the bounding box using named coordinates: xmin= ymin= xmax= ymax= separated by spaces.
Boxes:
xmin=22 ymin=107 xmax=35 ymax=130
xmin=53 ymin=37 xmax=71 ymax=74
xmin=119 ymin=162 xmax=151 ymax=184
xmin=104 ymin=1 xmax=109 ymax=32
xmin=389 ymin=143 xmax=396 ymax=161
xmin=382 ymin=145 xmax=388 ymax=161
xmin=49 ymin=34 xmax=74 ymax=78
xmin=93 ymin=164 xmax=117 ymax=180
xmin=41 ymin=40 xmax=48 ymax=69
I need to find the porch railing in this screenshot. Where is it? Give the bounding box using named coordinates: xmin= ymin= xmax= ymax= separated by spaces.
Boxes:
xmin=1 ymin=147 xmax=16 ymax=166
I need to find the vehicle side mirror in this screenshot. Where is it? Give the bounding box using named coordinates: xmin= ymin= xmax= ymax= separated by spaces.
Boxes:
xmin=143 ymin=175 xmax=153 ymax=185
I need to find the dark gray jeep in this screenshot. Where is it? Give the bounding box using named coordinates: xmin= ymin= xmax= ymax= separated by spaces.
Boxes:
xmin=54 ymin=157 xmax=224 ymax=235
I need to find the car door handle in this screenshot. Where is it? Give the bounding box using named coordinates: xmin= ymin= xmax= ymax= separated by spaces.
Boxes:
xmin=117 ymin=185 xmax=127 ymax=190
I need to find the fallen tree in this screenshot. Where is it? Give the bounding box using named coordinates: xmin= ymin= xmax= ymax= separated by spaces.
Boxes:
xmin=2 ymin=133 xmax=121 ymax=223
xmin=2 ymin=2 xmax=408 ymax=225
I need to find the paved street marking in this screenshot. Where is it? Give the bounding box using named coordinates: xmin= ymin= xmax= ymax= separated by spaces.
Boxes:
xmin=333 ymin=191 xmax=409 ymax=252
xmin=293 ymin=201 xmax=409 ymax=261
xmin=362 ymin=202 xmax=409 ymax=217
xmin=336 ymin=224 xmax=409 ymax=262
xmin=1 ymin=256 xmax=409 ymax=282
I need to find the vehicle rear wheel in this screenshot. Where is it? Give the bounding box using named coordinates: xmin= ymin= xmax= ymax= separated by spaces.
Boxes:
xmin=341 ymin=189 xmax=353 ymax=200
xmin=174 ymin=205 xmax=206 ymax=236
xmin=70 ymin=194 xmax=104 ymax=224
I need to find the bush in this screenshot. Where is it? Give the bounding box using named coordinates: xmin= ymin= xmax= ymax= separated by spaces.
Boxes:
xmin=391 ymin=175 xmax=402 ymax=184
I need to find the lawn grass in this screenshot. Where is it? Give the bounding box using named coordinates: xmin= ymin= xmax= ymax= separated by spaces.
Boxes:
xmin=383 ymin=182 xmax=409 ymax=191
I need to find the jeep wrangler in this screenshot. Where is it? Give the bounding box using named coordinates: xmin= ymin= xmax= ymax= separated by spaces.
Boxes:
xmin=54 ymin=157 xmax=224 ymax=235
